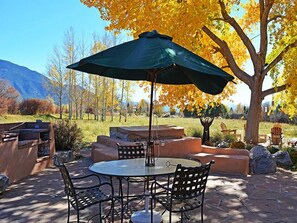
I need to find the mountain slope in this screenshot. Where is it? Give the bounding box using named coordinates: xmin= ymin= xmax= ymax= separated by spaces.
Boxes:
xmin=0 ymin=59 xmax=50 ymax=100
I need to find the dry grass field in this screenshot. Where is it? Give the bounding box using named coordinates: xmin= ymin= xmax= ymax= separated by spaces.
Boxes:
xmin=1 ymin=114 xmax=296 ymax=143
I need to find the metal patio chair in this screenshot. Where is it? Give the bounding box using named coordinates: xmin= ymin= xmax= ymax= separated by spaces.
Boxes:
xmin=151 ymin=160 xmax=214 ymax=223
xmin=53 ymin=154 xmax=114 ymax=223
xmin=116 ymin=143 xmax=148 ymax=205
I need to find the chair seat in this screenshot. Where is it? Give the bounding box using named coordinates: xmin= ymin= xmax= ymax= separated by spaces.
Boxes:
xmin=220 ymin=122 xmax=241 ymax=140
xmin=124 ymin=176 xmax=147 ymax=182
xmin=155 ymin=194 xmax=202 ymax=213
xmin=73 ymin=187 xmax=111 ymax=211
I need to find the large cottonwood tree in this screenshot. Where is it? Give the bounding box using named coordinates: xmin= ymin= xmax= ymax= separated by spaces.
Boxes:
xmin=81 ymin=0 xmax=297 ymax=144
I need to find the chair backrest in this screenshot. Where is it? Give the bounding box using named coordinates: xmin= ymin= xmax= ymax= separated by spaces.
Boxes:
xmin=220 ymin=122 xmax=227 ymax=131
xmin=53 ymin=154 xmax=76 ymax=198
xmin=271 ymin=126 xmax=282 ymax=145
xmin=273 ymin=123 xmax=282 ymax=128
xmin=116 ymin=143 xmax=145 ymax=159
xmin=171 ymin=160 xmax=214 ymax=199
xmin=271 ymin=126 xmax=282 ymax=135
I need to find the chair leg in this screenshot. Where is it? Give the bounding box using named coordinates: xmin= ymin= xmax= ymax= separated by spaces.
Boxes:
xmin=143 ymin=181 xmax=146 ymax=194
xmin=111 ymin=199 xmax=115 ymax=223
xmin=126 ymin=180 xmax=130 ymax=208
xmin=118 ymin=178 xmax=124 ymax=223
xmin=151 ymin=197 xmax=153 ymax=222
xmin=201 ymin=205 xmax=204 ymax=223
xmin=181 ymin=211 xmax=184 ymax=223
xmin=99 ymin=202 xmax=102 ymax=223
xmin=180 ymin=207 xmax=188 ymax=223
xmin=67 ymin=199 xmax=70 ymax=223
xmin=76 ymin=209 xmax=79 ymax=223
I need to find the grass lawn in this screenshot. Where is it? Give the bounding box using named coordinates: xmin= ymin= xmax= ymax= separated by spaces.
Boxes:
xmin=1 ymin=114 xmax=296 ymax=144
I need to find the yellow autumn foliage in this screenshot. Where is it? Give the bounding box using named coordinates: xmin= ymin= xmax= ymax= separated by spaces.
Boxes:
xmin=81 ymin=0 xmax=297 ymax=117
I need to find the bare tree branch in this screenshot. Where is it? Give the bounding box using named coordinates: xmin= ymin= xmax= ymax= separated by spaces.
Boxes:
xmin=221 ymin=65 xmax=230 ymax=69
xmin=218 ymin=0 xmax=258 ymax=68
xmin=213 ymin=17 xmax=225 ymax=21
xmin=259 ymin=0 xmax=273 ymax=66
xmin=264 ymin=40 xmax=297 ymax=75
xmin=202 ymin=25 xmax=252 ymax=86
xmin=261 ymin=84 xmax=287 ymax=99
xmin=259 ymin=0 xmax=264 ymax=17
xmin=268 ymin=15 xmax=283 ymax=23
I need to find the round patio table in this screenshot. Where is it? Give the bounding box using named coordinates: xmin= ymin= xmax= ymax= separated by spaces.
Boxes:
xmin=89 ymin=157 xmax=201 ymax=223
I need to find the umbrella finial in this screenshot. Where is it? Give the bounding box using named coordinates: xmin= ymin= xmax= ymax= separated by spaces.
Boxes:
xmin=139 ymin=30 xmax=173 ymax=41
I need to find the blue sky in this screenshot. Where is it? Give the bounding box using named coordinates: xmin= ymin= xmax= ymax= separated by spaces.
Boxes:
xmin=0 ymin=0 xmax=272 ymax=105
xmin=0 ymin=0 xmax=109 ymax=74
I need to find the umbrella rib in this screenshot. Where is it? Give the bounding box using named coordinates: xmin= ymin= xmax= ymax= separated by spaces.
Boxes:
xmin=146 ymin=64 xmax=176 ymax=81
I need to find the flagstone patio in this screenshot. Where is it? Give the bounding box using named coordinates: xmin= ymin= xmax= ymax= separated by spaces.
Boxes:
xmin=1 ymin=152 xmax=297 ymax=223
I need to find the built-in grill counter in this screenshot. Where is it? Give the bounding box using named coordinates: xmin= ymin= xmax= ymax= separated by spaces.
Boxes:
xmin=17 ymin=129 xmax=50 ymax=157
xmin=7 ymin=121 xmax=52 ymax=158
xmin=0 ymin=121 xmax=56 ymax=183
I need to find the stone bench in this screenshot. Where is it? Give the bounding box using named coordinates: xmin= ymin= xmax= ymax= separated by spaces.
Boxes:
xmin=91 ymin=135 xmax=250 ymax=176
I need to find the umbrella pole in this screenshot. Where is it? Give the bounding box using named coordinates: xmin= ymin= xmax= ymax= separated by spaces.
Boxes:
xmin=146 ymin=79 xmax=155 ymax=166
xmin=148 ymin=80 xmax=154 ymax=143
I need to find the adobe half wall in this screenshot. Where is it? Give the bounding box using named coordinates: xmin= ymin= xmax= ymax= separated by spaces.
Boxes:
xmin=0 ymin=122 xmax=55 ymax=184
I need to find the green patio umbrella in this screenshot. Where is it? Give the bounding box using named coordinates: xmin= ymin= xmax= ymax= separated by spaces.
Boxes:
xmin=67 ymin=30 xmax=234 ymax=166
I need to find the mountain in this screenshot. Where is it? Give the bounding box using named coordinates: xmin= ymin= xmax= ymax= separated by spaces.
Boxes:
xmin=0 ymin=59 xmax=50 ymax=100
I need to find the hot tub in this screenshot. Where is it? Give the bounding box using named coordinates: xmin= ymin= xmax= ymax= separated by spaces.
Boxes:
xmin=110 ymin=125 xmax=185 ymax=141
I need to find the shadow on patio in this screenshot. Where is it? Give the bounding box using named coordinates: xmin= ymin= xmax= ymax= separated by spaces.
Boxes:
xmin=1 ymin=157 xmax=297 ymax=223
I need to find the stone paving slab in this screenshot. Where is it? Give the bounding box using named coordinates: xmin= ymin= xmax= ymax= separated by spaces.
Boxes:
xmin=1 ymin=156 xmax=297 ymax=223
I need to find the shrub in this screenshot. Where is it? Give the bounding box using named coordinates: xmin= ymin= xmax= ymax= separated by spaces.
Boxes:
xmin=187 ymin=127 xmax=202 ymax=138
xmin=19 ymin=99 xmax=55 ymax=115
xmin=223 ymin=134 xmax=236 ymax=143
xmin=244 ymin=143 xmax=254 ymax=151
xmin=285 ymin=148 xmax=297 ymax=164
xmin=204 ymin=140 xmax=214 ymax=146
xmin=7 ymin=100 xmax=19 ymax=114
xmin=230 ymin=141 xmax=246 ymax=149
xmin=266 ymin=146 xmax=279 ymax=154
xmin=0 ymin=80 xmax=20 ymax=114
xmin=290 ymin=151 xmax=297 ymax=171
xmin=53 ymin=119 xmax=83 ymax=153
xmin=210 ymin=131 xmax=224 ymax=146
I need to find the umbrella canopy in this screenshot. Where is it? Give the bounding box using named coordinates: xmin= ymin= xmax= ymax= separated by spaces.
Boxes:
xmin=67 ymin=30 xmax=234 ymax=166
xmin=68 ymin=30 xmax=234 ymax=95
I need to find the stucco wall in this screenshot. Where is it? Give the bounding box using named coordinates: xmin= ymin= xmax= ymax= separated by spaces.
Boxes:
xmin=0 ymin=122 xmax=55 ymax=184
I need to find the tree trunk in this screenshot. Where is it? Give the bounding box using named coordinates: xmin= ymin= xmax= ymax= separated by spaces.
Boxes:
xmin=68 ymin=76 xmax=72 ymax=120
xmin=95 ymin=95 xmax=99 ymax=121
xmin=75 ymin=90 xmax=79 ymax=120
xmin=59 ymin=96 xmax=62 ymax=119
xmin=111 ymin=79 xmax=115 ymax=122
xmin=101 ymin=78 xmax=106 ymax=122
xmin=119 ymin=80 xmax=125 ymax=122
xmin=245 ymin=79 xmax=263 ymax=144
xmin=79 ymin=76 xmax=85 ymax=120
xmin=87 ymin=75 xmax=92 ymax=121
